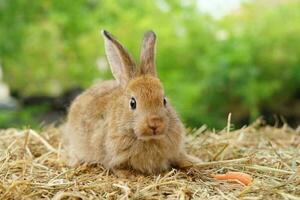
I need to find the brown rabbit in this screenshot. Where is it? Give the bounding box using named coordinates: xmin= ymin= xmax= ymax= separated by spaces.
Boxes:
xmin=61 ymin=30 xmax=201 ymax=176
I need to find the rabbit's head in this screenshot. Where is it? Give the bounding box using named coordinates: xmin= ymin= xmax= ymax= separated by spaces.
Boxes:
xmin=102 ymin=30 xmax=173 ymax=140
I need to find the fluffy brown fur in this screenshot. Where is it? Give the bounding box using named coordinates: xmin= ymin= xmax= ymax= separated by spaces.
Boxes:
xmin=62 ymin=30 xmax=201 ymax=176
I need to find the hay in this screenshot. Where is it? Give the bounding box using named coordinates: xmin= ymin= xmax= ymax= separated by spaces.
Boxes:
xmin=0 ymin=119 xmax=299 ymax=199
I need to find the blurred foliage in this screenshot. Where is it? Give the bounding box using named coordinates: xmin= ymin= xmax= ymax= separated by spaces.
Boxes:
xmin=0 ymin=105 xmax=49 ymax=129
xmin=0 ymin=0 xmax=299 ymax=128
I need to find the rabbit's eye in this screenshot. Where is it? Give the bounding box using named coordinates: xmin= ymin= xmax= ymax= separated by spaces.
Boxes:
xmin=163 ymin=97 xmax=167 ymax=106
xmin=130 ymin=97 xmax=136 ymax=110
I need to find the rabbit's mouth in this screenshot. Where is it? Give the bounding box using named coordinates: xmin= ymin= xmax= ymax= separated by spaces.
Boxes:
xmin=136 ymin=134 xmax=165 ymax=141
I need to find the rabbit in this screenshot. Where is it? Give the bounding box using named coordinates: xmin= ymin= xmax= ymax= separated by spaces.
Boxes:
xmin=61 ymin=30 xmax=201 ymax=177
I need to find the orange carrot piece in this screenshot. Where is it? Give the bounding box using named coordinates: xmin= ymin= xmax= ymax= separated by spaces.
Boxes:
xmin=212 ymin=171 xmax=253 ymax=186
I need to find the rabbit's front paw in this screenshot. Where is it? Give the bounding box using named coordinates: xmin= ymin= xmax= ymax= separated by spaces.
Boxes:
xmin=174 ymin=153 xmax=202 ymax=169
xmin=112 ymin=169 xmax=136 ymax=179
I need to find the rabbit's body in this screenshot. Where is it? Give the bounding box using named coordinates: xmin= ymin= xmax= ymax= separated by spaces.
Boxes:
xmin=63 ymin=80 xmax=119 ymax=165
xmin=62 ymin=30 xmax=200 ymax=175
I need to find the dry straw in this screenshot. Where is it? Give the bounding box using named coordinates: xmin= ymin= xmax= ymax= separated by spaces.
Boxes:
xmin=0 ymin=119 xmax=299 ymax=199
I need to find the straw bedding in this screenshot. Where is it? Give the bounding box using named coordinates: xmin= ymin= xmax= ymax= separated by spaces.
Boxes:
xmin=0 ymin=119 xmax=299 ymax=199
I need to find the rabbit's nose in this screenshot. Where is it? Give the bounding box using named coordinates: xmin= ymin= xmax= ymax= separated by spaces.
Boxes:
xmin=149 ymin=125 xmax=158 ymax=134
xmin=147 ymin=116 xmax=163 ymax=134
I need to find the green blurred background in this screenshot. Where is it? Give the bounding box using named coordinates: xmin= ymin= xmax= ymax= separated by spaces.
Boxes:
xmin=0 ymin=0 xmax=299 ymax=129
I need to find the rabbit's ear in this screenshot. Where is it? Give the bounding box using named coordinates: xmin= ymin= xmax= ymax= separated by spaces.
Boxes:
xmin=140 ymin=31 xmax=157 ymax=76
xmin=102 ymin=30 xmax=136 ymax=85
